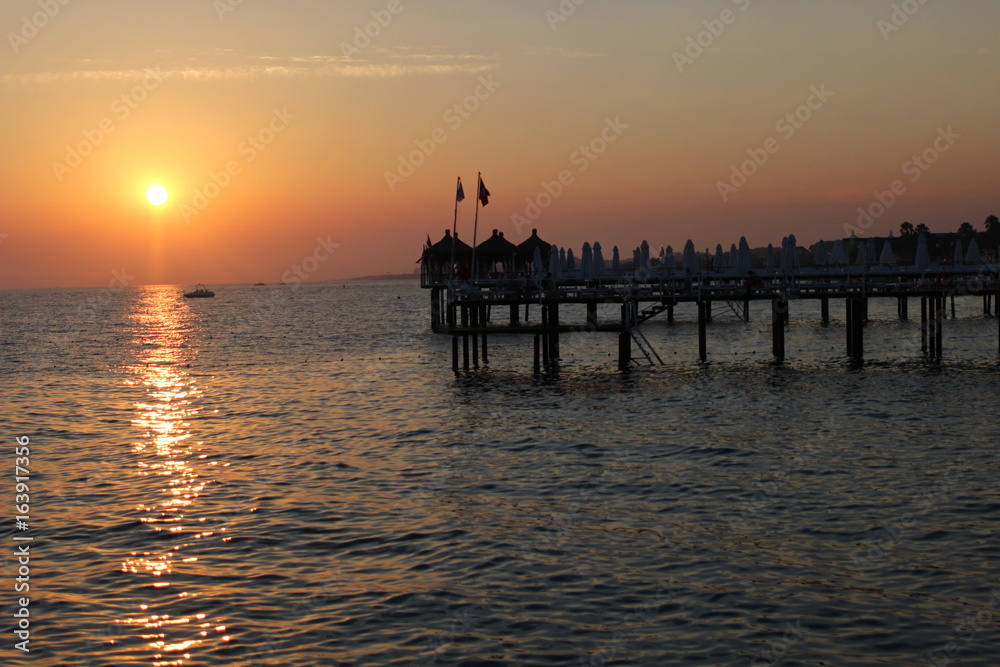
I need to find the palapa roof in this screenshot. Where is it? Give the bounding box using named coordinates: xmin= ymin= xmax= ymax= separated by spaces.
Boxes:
xmin=475 ymin=229 xmax=517 ymax=265
xmin=515 ymin=228 xmax=552 ymax=267
xmin=424 ymin=229 xmax=472 ymax=263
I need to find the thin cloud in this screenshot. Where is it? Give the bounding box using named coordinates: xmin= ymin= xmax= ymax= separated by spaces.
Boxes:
xmin=1 ymin=52 xmax=500 ymax=85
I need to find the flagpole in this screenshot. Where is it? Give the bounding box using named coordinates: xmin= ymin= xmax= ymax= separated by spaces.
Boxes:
xmin=472 ymin=172 xmax=482 ymax=279
xmin=449 ymin=176 xmax=461 ymax=284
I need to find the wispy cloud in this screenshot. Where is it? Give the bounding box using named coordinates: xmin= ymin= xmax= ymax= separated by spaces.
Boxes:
xmin=521 ymin=46 xmax=603 ymax=59
xmin=2 ymin=52 xmax=500 ymax=85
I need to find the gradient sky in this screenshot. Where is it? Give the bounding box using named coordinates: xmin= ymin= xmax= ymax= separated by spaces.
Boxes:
xmin=2 ymin=0 xmax=998 ymax=288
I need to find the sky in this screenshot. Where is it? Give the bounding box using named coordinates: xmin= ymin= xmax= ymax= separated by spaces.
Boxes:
xmin=1 ymin=0 xmax=998 ymax=288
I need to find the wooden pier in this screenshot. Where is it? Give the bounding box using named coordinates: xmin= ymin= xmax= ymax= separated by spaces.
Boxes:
xmin=424 ymin=267 xmax=1000 ymax=371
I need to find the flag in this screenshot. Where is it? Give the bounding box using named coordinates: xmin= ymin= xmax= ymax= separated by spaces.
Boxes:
xmin=478 ymin=179 xmax=490 ymax=206
xmin=456 ymin=179 xmax=465 ymax=203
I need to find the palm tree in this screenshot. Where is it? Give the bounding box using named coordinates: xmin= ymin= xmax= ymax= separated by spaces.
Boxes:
xmin=985 ymin=215 xmax=999 ymax=234
xmin=957 ymin=221 xmax=976 ymax=238
xmin=915 ymin=223 xmax=930 ymax=235
xmin=900 ymin=221 xmax=915 ymax=236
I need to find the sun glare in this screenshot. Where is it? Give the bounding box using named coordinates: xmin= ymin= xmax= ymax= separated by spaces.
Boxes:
xmin=146 ymin=184 xmax=168 ymax=206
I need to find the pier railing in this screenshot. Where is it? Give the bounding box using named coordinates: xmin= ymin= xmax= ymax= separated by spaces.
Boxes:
xmin=423 ymin=263 xmax=1000 ymax=370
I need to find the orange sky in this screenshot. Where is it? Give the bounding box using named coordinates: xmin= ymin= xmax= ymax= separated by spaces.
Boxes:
xmin=1 ymin=0 xmax=998 ymax=288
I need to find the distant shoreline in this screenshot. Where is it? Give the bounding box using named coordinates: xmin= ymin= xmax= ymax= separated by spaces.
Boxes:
xmin=345 ymin=273 xmax=419 ymax=282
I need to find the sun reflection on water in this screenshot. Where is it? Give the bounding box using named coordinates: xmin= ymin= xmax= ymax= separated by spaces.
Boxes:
xmin=116 ymin=286 xmax=229 ymax=665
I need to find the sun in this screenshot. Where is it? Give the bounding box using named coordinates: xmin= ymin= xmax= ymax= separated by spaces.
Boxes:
xmin=146 ymin=184 xmax=168 ymax=206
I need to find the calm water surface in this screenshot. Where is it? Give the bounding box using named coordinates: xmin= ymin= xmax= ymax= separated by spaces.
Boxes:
xmin=2 ymin=282 xmax=1000 ymax=666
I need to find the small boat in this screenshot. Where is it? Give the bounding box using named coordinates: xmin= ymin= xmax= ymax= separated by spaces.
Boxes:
xmin=184 ymin=284 xmax=215 ymax=298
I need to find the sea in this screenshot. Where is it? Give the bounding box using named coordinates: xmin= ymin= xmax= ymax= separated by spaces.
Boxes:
xmin=2 ymin=281 xmax=1000 ymax=666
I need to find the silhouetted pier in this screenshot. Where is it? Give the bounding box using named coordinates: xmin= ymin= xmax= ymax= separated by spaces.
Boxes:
xmin=420 ymin=232 xmax=1000 ymax=371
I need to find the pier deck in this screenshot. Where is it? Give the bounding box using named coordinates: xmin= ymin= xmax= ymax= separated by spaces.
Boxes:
xmin=423 ymin=266 xmax=1000 ymax=370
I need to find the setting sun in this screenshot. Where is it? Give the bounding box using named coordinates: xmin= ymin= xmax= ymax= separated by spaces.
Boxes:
xmin=146 ymin=184 xmax=168 ymax=206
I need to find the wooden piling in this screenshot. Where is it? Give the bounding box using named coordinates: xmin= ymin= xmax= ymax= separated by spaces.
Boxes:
xmin=935 ymin=295 xmax=945 ymax=358
xmin=510 ymin=302 xmax=519 ymax=326
xmin=846 ymin=298 xmax=854 ymax=358
xmin=698 ymin=300 xmax=708 ymax=362
xmin=431 ymin=288 xmax=441 ymax=328
xmin=452 ymin=336 xmax=459 ymax=372
xmin=587 ymin=301 xmax=598 ymax=329
xmin=898 ymin=296 xmax=908 ymax=321
xmin=820 ymin=297 xmax=829 ymax=326
xmin=854 ymin=298 xmax=864 ymax=358
xmin=533 ymin=335 xmax=541 ymax=374
xmin=705 ymin=300 xmax=713 ymax=323
xmin=618 ymin=303 xmax=631 ymax=369
xmin=462 ymin=334 xmax=470 ymax=370
xmin=549 ymin=303 xmax=560 ymax=362
xmin=846 ymin=297 xmax=864 ymax=359
xmin=772 ymin=297 xmax=785 ymax=362
xmin=920 ymin=297 xmax=928 ymax=353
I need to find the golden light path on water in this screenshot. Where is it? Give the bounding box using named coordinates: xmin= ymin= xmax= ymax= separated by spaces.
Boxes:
xmin=118 ymin=286 xmax=230 ymax=666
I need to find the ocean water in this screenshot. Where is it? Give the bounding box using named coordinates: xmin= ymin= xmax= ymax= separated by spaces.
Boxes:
xmin=2 ymin=282 xmax=1000 ymax=666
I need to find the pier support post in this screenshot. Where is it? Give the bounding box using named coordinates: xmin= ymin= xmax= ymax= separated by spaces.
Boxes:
xmin=541 ymin=306 xmax=550 ymax=367
xmin=549 ymin=303 xmax=560 ymax=362
xmin=667 ymin=301 xmax=675 ymax=325
xmin=471 ymin=307 xmax=479 ymax=368
xmin=618 ymin=303 xmax=631 ymax=369
xmin=984 ymin=294 xmax=992 ymax=317
xmin=898 ymin=296 xmax=908 ymax=321
xmin=927 ymin=297 xmax=936 ymax=357
xmin=698 ymin=300 xmax=708 ymax=362
xmin=587 ymin=301 xmax=598 ymax=329
xmin=846 ymin=298 xmax=853 ymax=357
xmin=431 ymin=288 xmax=442 ymax=328
xmin=452 ymin=336 xmax=459 ymax=372
xmin=846 ymin=297 xmax=864 ymax=359
xmin=935 ymin=295 xmax=945 ymax=358
xmin=510 ymin=303 xmax=519 ymax=326
xmin=920 ymin=297 xmax=928 ymax=353
xmin=772 ymin=297 xmax=785 ymax=362
xmin=533 ymin=335 xmax=541 ymax=374
xmin=462 ymin=334 xmax=470 ymax=370
xmin=950 ymin=294 xmax=956 ymax=320
xmin=820 ymin=297 xmax=829 ymax=326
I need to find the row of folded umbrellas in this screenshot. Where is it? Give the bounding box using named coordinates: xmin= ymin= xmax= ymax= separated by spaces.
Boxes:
xmin=425 ymin=229 xmax=986 ymax=277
